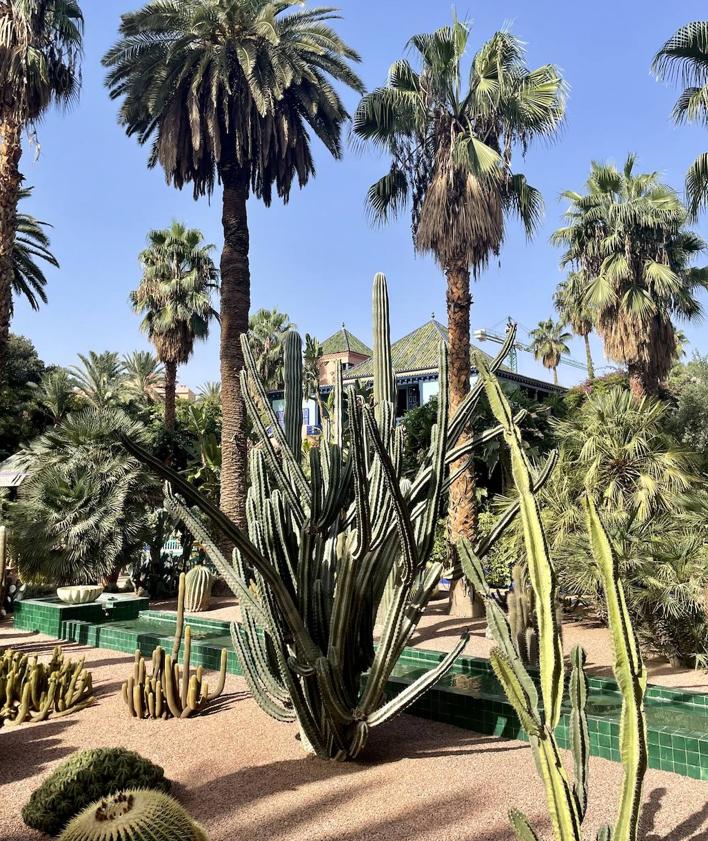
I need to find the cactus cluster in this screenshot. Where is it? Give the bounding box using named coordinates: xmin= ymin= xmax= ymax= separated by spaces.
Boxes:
xmin=22 ymin=747 xmax=170 ymax=835
xmin=461 ymin=354 xmax=647 ymax=841
xmin=122 ymin=272 xmax=520 ymax=760
xmin=507 ymin=563 xmax=539 ymax=666
xmin=58 ymin=789 xmax=208 ymax=841
xmin=184 ymin=565 xmax=215 ymax=612
xmin=121 ymin=573 xmax=227 ymax=719
xmin=1 ymin=646 xmax=95 ymax=727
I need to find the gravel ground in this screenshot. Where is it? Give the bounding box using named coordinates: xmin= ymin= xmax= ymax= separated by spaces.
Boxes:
xmin=1 ymin=625 xmax=706 ymax=841
xmin=154 ymin=593 xmax=708 ymax=693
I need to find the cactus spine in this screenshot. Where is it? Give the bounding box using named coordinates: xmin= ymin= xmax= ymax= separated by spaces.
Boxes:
xmin=123 ymin=272 xmax=518 ymax=760
xmin=59 ymin=790 xmax=208 ymax=841
xmin=0 ymin=646 xmax=95 ymax=726
xmin=460 ymin=353 xmax=647 ymax=841
xmin=121 ymin=573 xmax=226 ymax=719
xmin=184 ymin=565 xmax=215 ymax=612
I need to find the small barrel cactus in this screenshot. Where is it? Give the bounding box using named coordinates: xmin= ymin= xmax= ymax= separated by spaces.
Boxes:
xmin=184 ymin=565 xmax=215 ymax=612
xmin=59 ymin=790 xmax=208 ymax=841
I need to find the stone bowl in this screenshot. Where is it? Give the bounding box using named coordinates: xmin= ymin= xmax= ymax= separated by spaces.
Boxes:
xmin=56 ymin=585 xmax=104 ymax=605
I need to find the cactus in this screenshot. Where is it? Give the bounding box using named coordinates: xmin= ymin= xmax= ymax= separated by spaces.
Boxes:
xmin=184 ymin=565 xmax=215 ymax=612
xmin=0 ymin=526 xmax=6 ymax=618
xmin=22 ymin=747 xmax=170 ymax=835
xmin=121 ymin=272 xmax=519 ymax=760
xmin=121 ymin=571 xmax=227 ymax=719
xmin=0 ymin=646 xmax=95 ymax=727
xmin=507 ymin=563 xmax=538 ymax=666
xmin=460 ymin=352 xmax=647 ymax=841
xmin=58 ymin=790 xmax=208 ymax=841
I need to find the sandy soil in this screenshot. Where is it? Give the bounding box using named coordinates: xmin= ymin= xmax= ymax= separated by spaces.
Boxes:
xmin=153 ymin=593 xmax=708 ymax=693
xmin=1 ymin=625 xmax=706 ymax=841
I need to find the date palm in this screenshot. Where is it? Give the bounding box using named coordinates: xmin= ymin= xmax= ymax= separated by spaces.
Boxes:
xmin=122 ymin=350 xmax=165 ymax=405
xmin=653 ymin=21 xmax=708 ymax=217
xmin=247 ymin=307 xmax=294 ymax=390
xmin=13 ymin=187 xmax=59 ymax=313
xmin=70 ymin=351 xmax=124 ymax=409
xmin=552 ymin=155 xmax=708 ymax=397
xmin=553 ymin=271 xmax=595 ymax=379
xmin=130 ymin=223 xmax=217 ymax=430
xmin=0 ymin=0 xmax=83 ymax=370
xmin=353 ymin=19 xmax=565 ymax=614
xmin=103 ymin=0 xmax=363 ymax=530
xmin=529 ymin=318 xmax=570 ymax=385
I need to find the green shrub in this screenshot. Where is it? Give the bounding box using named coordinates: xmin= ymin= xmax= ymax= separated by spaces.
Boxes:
xmin=22 ymin=747 xmax=170 ymax=836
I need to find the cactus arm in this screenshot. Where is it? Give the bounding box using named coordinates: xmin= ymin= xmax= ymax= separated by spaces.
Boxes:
xmin=372 ymin=273 xmax=396 ymax=424
xmin=570 ymin=646 xmax=590 ymax=821
xmin=509 ymin=809 xmax=542 ymax=841
xmin=489 ymin=649 xmax=542 ymax=737
xmin=533 ymin=735 xmax=583 ymax=841
xmin=585 ymin=498 xmax=647 ymax=841
xmin=283 ymin=331 xmax=303 ymax=457
xmin=367 ymin=631 xmax=469 ymax=727
xmin=334 ymin=359 xmax=343 ymax=449
xmin=171 ymin=573 xmax=185 ymax=660
xmin=476 ymin=353 xmax=564 ymax=730
xmin=348 ymin=390 xmax=372 ymax=560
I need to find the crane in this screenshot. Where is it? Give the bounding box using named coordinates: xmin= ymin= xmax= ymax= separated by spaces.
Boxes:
xmin=473 ymin=325 xmax=588 ymax=374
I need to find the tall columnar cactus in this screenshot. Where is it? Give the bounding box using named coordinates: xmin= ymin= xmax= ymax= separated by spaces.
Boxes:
xmin=121 ymin=572 xmax=227 ymax=720
xmin=0 ymin=646 xmax=95 ymax=726
xmin=122 ymin=273 xmax=519 ymax=760
xmin=507 ymin=563 xmax=538 ymax=666
xmin=461 ymin=353 xmax=647 ymax=841
xmin=184 ymin=565 xmax=215 ymax=612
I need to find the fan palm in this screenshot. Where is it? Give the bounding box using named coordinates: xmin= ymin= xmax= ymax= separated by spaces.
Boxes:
xmin=653 ymin=21 xmax=708 ymax=217
xmin=130 ymin=223 xmax=217 ymax=430
xmin=69 ymin=351 xmax=124 ymax=409
xmin=247 ymin=307 xmax=294 ymax=390
xmin=12 ymin=187 xmax=59 ymax=313
xmin=122 ymin=350 xmax=165 ymax=405
xmin=529 ymin=319 xmax=570 ymax=385
xmin=0 ymin=0 xmax=83 ymax=370
xmin=353 ymin=19 xmax=565 ymax=613
xmin=103 ymin=0 xmax=363 ymax=530
xmin=553 ymin=271 xmax=595 ymax=379
xmin=552 ymin=155 xmax=708 ymax=397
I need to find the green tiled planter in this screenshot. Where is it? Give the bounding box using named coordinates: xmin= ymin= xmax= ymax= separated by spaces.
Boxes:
xmin=24 ymin=606 xmax=708 ymax=781
xmin=14 ymin=595 xmax=149 ymax=639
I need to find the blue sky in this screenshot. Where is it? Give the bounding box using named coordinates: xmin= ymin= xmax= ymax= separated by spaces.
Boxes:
xmin=12 ymin=0 xmax=708 ymax=388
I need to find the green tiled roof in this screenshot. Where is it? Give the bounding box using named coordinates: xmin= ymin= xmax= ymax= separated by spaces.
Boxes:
xmin=321 ymin=327 xmax=372 ymax=357
xmin=345 ymin=319 xmax=509 ymax=379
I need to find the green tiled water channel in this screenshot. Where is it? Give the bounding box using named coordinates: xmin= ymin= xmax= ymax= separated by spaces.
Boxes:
xmin=13 ymin=602 xmax=708 ymax=780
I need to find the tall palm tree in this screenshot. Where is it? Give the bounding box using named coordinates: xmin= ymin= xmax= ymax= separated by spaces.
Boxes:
xmin=70 ymin=351 xmax=124 ymax=409
xmin=0 ymin=1 xmax=83 ymax=369
xmin=353 ymin=19 xmax=565 ymax=614
xmin=553 ymin=271 xmax=595 ymax=379
xmin=130 ymin=223 xmax=217 ymax=430
xmin=103 ymin=1 xmax=363 ymax=530
xmin=653 ymin=22 xmax=708 ymax=217
xmin=552 ymin=155 xmax=708 ymax=397
xmin=529 ymin=318 xmax=570 ymax=385
xmin=122 ymin=350 xmax=165 ymax=405
xmin=13 ymin=187 xmax=59 ymax=312
xmin=247 ymin=307 xmax=294 ymax=390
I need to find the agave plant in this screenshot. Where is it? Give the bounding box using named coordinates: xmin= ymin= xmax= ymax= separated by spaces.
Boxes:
xmin=122 ymin=273 xmax=523 ymax=760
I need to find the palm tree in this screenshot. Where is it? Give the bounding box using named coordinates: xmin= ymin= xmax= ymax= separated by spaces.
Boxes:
xmin=12 ymin=187 xmax=59 ymax=313
xmin=122 ymin=350 xmax=165 ymax=405
xmin=247 ymin=308 xmax=294 ymax=390
xmin=198 ymin=381 xmax=221 ymax=405
xmin=70 ymin=351 xmax=124 ymax=409
xmin=553 ymin=271 xmax=596 ymax=379
xmin=32 ymin=367 xmax=75 ymax=424
xmin=552 ymin=155 xmax=708 ymax=397
xmin=353 ymin=19 xmax=565 ymax=614
xmin=529 ymin=318 xmax=570 ymax=385
xmin=653 ymin=22 xmax=708 ymax=217
xmin=0 ymin=1 xmax=83 ymax=370
xmin=130 ymin=223 xmax=217 ymax=431
xmin=103 ymin=1 xmax=363 ymax=531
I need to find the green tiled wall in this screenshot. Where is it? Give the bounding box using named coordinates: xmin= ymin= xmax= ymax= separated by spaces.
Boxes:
xmin=18 ymin=606 xmax=708 ymax=781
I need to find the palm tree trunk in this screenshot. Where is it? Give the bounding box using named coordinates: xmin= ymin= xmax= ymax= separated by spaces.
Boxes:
xmin=446 ymin=265 xmax=483 ymax=618
xmin=627 ymin=362 xmax=646 ymax=399
xmin=164 ymin=360 xmax=177 ymax=431
xmin=219 ymin=163 xmax=250 ymax=532
xmin=0 ymin=118 xmax=23 ymax=374
xmin=553 ymin=366 xmax=559 ymax=386
xmin=582 ymin=333 xmax=595 ymax=380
